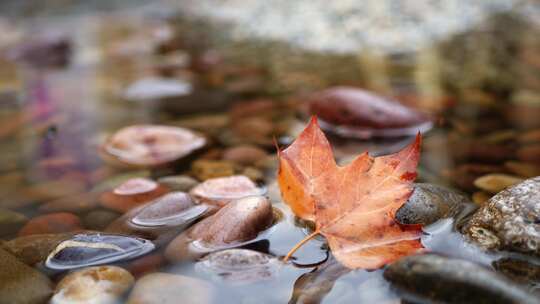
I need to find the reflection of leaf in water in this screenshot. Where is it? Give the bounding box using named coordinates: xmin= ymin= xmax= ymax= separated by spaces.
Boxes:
xmin=289 ymin=256 xmax=350 ymax=304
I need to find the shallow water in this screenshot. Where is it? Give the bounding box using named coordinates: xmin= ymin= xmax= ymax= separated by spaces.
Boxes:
xmin=1 ymin=2 xmax=540 ymax=304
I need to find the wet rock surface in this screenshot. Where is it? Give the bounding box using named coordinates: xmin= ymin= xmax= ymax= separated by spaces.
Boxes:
xmin=384 ymin=254 xmax=539 ymax=304
xmin=165 ymin=196 xmax=273 ymax=261
xmin=45 ymin=233 xmax=155 ymax=270
xmin=463 ymin=177 xmax=540 ymax=255
xmin=106 ymin=192 xmax=207 ymax=244
xmin=99 ymin=178 xmax=169 ymax=213
xmin=126 ymin=273 xmax=212 ymax=304
xmin=17 ymin=212 xmax=83 ymax=236
xmin=189 ymin=175 xmax=264 ymax=208
xmin=195 ymin=249 xmax=279 ymax=284
xmin=309 ymin=87 xmax=432 ymax=138
xmin=101 ymin=125 xmax=206 ymax=168
xmin=51 ymin=266 xmax=134 ymax=304
xmin=0 ymin=248 xmax=52 ymax=304
xmin=157 ymin=175 xmax=199 ymax=192
xmin=396 ymin=183 xmax=475 ymax=225
xmin=0 ymin=208 xmax=27 ymax=237
xmin=3 ymin=233 xmax=74 ymax=266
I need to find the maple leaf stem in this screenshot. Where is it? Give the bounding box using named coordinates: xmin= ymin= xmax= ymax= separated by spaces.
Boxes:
xmin=283 ymin=230 xmax=320 ymax=262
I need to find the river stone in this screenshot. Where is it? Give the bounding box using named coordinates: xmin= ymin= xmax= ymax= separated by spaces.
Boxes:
xmin=82 ymin=210 xmax=121 ymax=230
xmin=17 ymin=212 xmax=83 ymax=236
xmin=45 ymin=233 xmax=155 ymax=270
xmin=106 ymin=192 xmax=207 ymax=245
xmin=0 ymin=208 xmax=27 ymax=237
xmin=463 ymin=176 xmax=540 ymax=255
xmin=396 ymin=183 xmax=474 ymax=225
xmin=3 ymin=233 xmax=74 ymax=265
xmin=189 ymin=175 xmax=265 ymax=208
xmin=165 ymin=196 xmax=273 ymax=262
xmin=195 ymin=249 xmax=279 ymax=284
xmin=0 ymin=247 xmax=52 ymax=304
xmin=157 ymin=175 xmax=199 ymax=192
xmin=384 ymin=254 xmax=538 ymax=304
xmin=126 ymin=273 xmax=212 ymax=304
xmin=51 ymin=266 xmax=134 ymax=304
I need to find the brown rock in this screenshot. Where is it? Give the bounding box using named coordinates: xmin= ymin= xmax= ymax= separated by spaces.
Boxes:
xmin=473 ymin=174 xmax=524 ymax=194
xmin=223 ymin=145 xmax=268 ymax=166
xmin=101 ymin=125 xmax=206 ymax=168
xmin=39 ymin=193 xmax=99 ymax=214
xmin=100 ymin=178 xmax=169 ymax=213
xmin=191 ymin=160 xmax=236 ymax=181
xmin=126 ymin=273 xmax=211 ymax=304
xmin=51 ymin=266 xmax=134 ymax=304
xmin=165 ymin=196 xmax=273 ymax=262
xmin=18 ymin=213 xmax=82 ymax=236
xmin=3 ymin=233 xmax=74 ymax=265
xmin=0 ymin=248 xmax=52 ymax=304
xmin=189 ymin=175 xmax=264 ymax=208
xmin=504 ymin=161 xmax=540 ymax=178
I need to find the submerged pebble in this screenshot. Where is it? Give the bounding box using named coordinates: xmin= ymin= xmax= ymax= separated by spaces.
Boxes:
xmin=0 ymin=207 xmax=27 ymax=237
xmin=309 ymin=86 xmax=432 ymax=138
xmin=0 ymin=248 xmax=52 ymax=304
xmin=126 ymin=273 xmax=212 ymax=304
xmin=195 ymin=249 xmax=279 ymax=284
xmin=396 ymin=183 xmax=474 ymax=225
xmin=157 ymin=175 xmax=199 ymax=192
xmin=100 ymin=178 xmax=169 ymax=213
xmin=384 ymin=254 xmax=538 ymax=304
xmin=165 ymin=196 xmax=273 ymax=262
xmin=3 ymin=233 xmax=74 ymax=266
xmin=45 ymin=233 xmax=155 ymax=270
xmin=51 ymin=266 xmax=134 ymax=304
xmin=18 ymin=212 xmax=82 ymax=236
xmin=473 ymin=173 xmax=524 ymax=194
xmin=102 ymin=125 xmax=206 ymax=168
xmin=189 ymin=175 xmax=265 ymax=209
xmin=464 ymin=176 xmax=540 ymax=255
xmin=106 ymin=192 xmax=207 ymax=244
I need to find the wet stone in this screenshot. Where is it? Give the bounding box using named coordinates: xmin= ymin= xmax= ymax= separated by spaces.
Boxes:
xmin=39 ymin=193 xmax=99 ymax=214
xmin=195 ymin=249 xmax=279 ymax=284
xmin=384 ymin=254 xmax=538 ymax=304
xmin=505 ymin=161 xmax=540 ymax=178
xmin=473 ymin=174 xmax=524 ymax=194
xmin=396 ymin=183 xmax=474 ymax=225
xmin=126 ymin=273 xmax=212 ymax=304
xmin=309 ymin=86 xmax=432 ymax=138
xmin=82 ymin=210 xmax=121 ymax=231
xmin=51 ymin=266 xmax=134 ymax=304
xmin=493 ymin=258 xmax=540 ymax=290
xmin=0 ymin=248 xmax=52 ymax=304
xmin=45 ymin=233 xmax=155 ymax=270
xmin=189 ymin=175 xmax=265 ymax=209
xmin=165 ymin=196 xmax=273 ymax=262
xmin=102 ymin=125 xmax=206 ymax=168
xmin=157 ymin=175 xmax=199 ymax=192
xmin=222 ymin=145 xmax=268 ymax=166
xmin=91 ymin=170 xmax=151 ymax=194
xmin=106 ymin=192 xmax=207 ymax=245
xmin=191 ymin=160 xmax=237 ymax=181
xmin=99 ymin=178 xmax=169 ymax=213
xmin=3 ymin=233 xmax=74 ymax=266
xmin=463 ymin=176 xmax=540 ymax=255
xmin=0 ymin=207 xmax=27 ymax=237
xmin=18 ymin=212 xmax=82 ymax=236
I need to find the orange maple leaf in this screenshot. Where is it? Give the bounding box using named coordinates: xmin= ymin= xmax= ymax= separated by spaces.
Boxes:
xmin=278 ymin=117 xmax=424 ymax=269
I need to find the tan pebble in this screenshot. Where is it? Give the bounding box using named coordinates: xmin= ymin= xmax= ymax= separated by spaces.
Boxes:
xmin=51 ymin=266 xmax=134 ymax=304
xmin=473 ymin=174 xmax=524 ymax=194
xmin=472 ymin=192 xmax=491 ymax=205
xmin=191 ymin=160 xmax=236 ymax=181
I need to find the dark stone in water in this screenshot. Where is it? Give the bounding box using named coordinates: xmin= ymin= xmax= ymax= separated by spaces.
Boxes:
xmin=309 ymin=87 xmax=432 ymax=138
xmin=45 ymin=233 xmax=154 ymax=270
xmin=396 ymin=183 xmax=475 ymax=226
xmin=493 ymin=258 xmax=540 ymax=291
xmin=195 ymin=249 xmax=279 ymax=284
xmin=105 ymin=192 xmax=208 ymax=246
xmin=463 ymin=177 xmax=540 ymax=256
xmin=384 ymin=254 xmax=538 ymax=304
